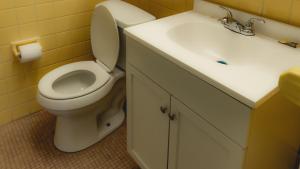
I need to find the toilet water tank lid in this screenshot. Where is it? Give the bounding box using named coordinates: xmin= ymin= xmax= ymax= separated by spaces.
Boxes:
xmin=96 ymin=0 xmax=156 ymax=28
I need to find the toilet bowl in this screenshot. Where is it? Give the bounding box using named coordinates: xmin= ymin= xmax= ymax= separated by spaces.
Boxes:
xmin=37 ymin=0 xmax=155 ymax=152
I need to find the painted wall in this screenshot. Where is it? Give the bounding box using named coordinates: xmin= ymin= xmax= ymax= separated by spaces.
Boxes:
xmin=244 ymin=93 xmax=300 ymax=169
xmin=206 ymin=0 xmax=300 ymax=27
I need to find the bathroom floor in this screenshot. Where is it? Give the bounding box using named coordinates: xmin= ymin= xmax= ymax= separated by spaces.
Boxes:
xmin=0 ymin=111 xmax=139 ymax=169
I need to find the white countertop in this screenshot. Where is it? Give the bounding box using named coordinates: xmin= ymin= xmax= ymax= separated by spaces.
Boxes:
xmin=125 ymin=11 xmax=300 ymax=108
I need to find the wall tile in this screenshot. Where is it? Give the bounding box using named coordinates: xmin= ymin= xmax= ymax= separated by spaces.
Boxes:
xmin=55 ymin=31 xmax=72 ymax=47
xmin=54 ymin=17 xmax=72 ymax=32
xmin=0 ymin=26 xmax=20 ymax=45
xmin=0 ymin=1 xmax=15 ymax=10
xmin=10 ymin=99 xmax=41 ymax=120
xmin=40 ymin=35 xmax=59 ymax=51
xmin=205 ymin=0 xmax=300 ymax=26
xmin=263 ymin=0 xmax=293 ymax=22
xmin=35 ymin=0 xmax=53 ymax=4
xmin=238 ymin=0 xmax=263 ymax=14
xmin=69 ymin=27 xmax=90 ymax=43
xmin=14 ymin=0 xmax=35 ymax=8
xmin=0 ymin=0 xmax=95 ymax=125
xmin=0 ymin=75 xmax=28 ymax=95
xmin=36 ymin=2 xmax=55 ymax=21
xmin=10 ymin=86 xmax=37 ymax=106
xmin=0 ymin=109 xmax=11 ymax=126
xmin=0 ymin=62 xmax=25 ymax=80
xmin=18 ymin=22 xmax=38 ymax=39
xmin=53 ymin=0 xmax=75 ymax=17
xmin=124 ymin=0 xmax=192 ymax=18
xmin=208 ymin=0 xmax=239 ymax=8
xmin=0 ymin=94 xmax=11 ymax=112
xmin=16 ymin=6 xmax=37 ymax=24
xmin=69 ymin=12 xmax=92 ymax=29
xmin=0 ymin=45 xmax=14 ymax=63
xmin=37 ymin=19 xmax=57 ymax=36
xmin=290 ymin=0 xmax=300 ymax=26
xmin=0 ymin=9 xmax=18 ymax=28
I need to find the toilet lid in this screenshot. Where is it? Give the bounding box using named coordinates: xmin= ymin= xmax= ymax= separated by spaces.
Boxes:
xmin=91 ymin=5 xmax=119 ymax=72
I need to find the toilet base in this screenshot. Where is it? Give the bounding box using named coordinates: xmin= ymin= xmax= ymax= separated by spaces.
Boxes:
xmin=53 ymin=106 xmax=125 ymax=153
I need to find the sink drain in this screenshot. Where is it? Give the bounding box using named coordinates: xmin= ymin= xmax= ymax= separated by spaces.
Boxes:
xmin=216 ymin=60 xmax=228 ymax=65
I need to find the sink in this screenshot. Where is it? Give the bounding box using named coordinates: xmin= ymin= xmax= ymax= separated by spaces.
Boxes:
xmin=167 ymin=22 xmax=254 ymax=65
xmin=125 ymin=11 xmax=300 ymax=107
xmin=167 ymin=22 xmax=299 ymax=68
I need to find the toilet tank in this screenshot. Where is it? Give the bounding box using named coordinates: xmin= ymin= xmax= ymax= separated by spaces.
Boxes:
xmin=96 ymin=0 xmax=156 ymax=70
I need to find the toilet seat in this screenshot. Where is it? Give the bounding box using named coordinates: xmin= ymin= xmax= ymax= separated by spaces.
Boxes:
xmin=38 ymin=61 xmax=111 ymax=100
xmin=38 ymin=66 xmax=124 ymax=112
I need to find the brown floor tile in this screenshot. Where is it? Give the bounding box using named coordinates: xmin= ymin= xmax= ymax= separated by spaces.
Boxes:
xmin=0 ymin=111 xmax=138 ymax=169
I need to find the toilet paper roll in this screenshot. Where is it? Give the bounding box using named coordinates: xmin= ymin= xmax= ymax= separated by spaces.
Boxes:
xmin=18 ymin=43 xmax=42 ymax=63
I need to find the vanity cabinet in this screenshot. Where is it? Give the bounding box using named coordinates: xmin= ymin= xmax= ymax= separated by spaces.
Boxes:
xmin=125 ymin=35 xmax=256 ymax=169
xmin=125 ymin=16 xmax=300 ymax=169
xmin=127 ymin=65 xmax=245 ymax=169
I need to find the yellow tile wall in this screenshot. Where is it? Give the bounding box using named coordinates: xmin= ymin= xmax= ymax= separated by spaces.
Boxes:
xmin=123 ymin=0 xmax=300 ymax=27
xmin=123 ymin=0 xmax=193 ymax=18
xmin=206 ymin=0 xmax=300 ymax=27
xmin=0 ymin=0 xmax=194 ymax=126
xmin=0 ymin=0 xmax=107 ymax=125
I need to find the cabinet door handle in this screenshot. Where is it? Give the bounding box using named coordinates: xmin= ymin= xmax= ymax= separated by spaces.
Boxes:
xmin=160 ymin=106 xmax=168 ymax=114
xmin=168 ymin=113 xmax=176 ymax=121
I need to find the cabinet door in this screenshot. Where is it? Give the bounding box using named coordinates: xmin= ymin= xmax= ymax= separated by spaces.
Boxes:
xmin=168 ymin=98 xmax=245 ymax=169
xmin=127 ymin=66 xmax=170 ymax=169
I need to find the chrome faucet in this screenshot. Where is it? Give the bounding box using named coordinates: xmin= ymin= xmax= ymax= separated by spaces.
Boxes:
xmin=219 ymin=6 xmax=265 ymax=36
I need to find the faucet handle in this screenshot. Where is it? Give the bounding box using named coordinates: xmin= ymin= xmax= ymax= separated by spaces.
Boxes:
xmin=219 ymin=6 xmax=233 ymax=19
xmin=245 ymin=18 xmax=266 ymax=28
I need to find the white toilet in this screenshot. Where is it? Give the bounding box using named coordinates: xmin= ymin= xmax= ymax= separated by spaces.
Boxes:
xmin=37 ymin=0 xmax=155 ymax=152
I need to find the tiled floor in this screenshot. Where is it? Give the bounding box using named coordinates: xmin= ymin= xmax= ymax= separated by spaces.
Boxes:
xmin=0 ymin=111 xmax=139 ymax=169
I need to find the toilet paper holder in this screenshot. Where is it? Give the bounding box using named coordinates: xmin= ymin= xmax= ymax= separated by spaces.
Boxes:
xmin=11 ymin=37 xmax=40 ymax=57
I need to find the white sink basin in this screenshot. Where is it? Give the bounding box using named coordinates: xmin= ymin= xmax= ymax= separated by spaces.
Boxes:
xmin=167 ymin=22 xmax=259 ymax=65
xmin=125 ymin=11 xmax=300 ymax=107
